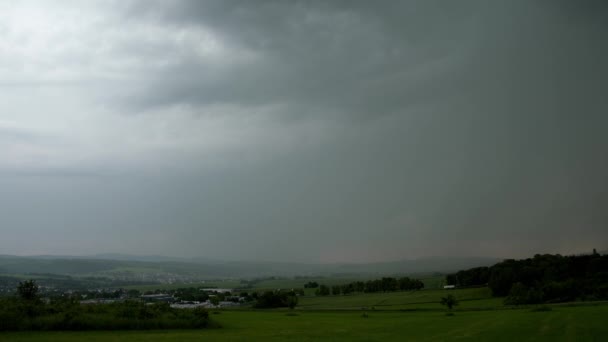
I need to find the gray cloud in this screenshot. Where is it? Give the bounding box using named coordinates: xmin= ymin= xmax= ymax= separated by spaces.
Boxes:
xmin=0 ymin=0 xmax=606 ymax=262
xmin=116 ymin=0 xmax=478 ymax=116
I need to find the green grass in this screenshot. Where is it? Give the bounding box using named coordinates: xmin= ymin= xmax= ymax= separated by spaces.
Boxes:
xmin=2 ymin=287 xmax=606 ymax=341
xmin=2 ymin=304 xmax=608 ymax=341
xmin=298 ymin=287 xmax=496 ymax=310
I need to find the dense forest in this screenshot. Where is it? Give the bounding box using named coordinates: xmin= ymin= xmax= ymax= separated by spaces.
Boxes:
xmin=446 ymin=251 xmax=608 ymax=304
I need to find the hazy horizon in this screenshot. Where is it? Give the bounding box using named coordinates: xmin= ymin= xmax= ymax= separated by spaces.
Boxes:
xmin=1 ymin=1 xmax=607 ymax=263
xmin=2 ymin=248 xmax=602 ymax=265
xmin=2 ymin=251 xmax=502 ymax=263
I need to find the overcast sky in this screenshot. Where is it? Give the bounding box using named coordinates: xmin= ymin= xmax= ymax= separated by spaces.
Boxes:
xmin=1 ymin=0 xmax=607 ymax=263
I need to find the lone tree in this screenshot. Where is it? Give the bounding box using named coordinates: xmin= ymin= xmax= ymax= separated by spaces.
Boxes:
xmin=17 ymin=280 xmax=40 ymax=301
xmin=440 ymin=294 xmax=458 ymax=311
xmin=286 ymin=294 xmax=298 ymax=310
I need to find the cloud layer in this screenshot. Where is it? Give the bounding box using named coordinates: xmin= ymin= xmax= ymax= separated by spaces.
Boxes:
xmin=1 ymin=0 xmax=607 ymax=262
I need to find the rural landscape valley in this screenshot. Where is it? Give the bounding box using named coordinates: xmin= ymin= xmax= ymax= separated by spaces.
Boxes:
xmin=2 ymin=0 xmax=607 ymax=340
xmin=1 ymin=252 xmax=608 ymax=340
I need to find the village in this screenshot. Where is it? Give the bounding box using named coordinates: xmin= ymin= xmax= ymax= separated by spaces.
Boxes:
xmin=77 ymin=287 xmax=250 ymax=309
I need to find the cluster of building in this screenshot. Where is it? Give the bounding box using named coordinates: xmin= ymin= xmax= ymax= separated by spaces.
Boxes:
xmin=78 ymin=289 xmax=246 ymax=309
xmin=96 ymin=271 xmax=208 ymax=285
xmin=170 ymin=300 xmax=241 ymax=309
xmin=141 ymin=292 xmax=245 ymax=308
xmin=80 ymin=298 xmax=126 ymax=304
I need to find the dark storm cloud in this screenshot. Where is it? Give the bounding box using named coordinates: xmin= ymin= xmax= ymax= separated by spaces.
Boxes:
xmin=119 ymin=0 xmax=608 ymax=258
xmin=120 ymin=0 xmax=608 ymax=124
xmin=1 ymin=0 xmax=607 ymax=261
xmin=119 ymin=0 xmax=479 ymax=116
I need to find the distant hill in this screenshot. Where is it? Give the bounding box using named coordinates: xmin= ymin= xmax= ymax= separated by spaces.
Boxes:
xmin=0 ymin=254 xmax=499 ymax=280
xmin=330 ymin=256 xmax=501 ymax=275
xmin=92 ymin=253 xmax=205 ymax=263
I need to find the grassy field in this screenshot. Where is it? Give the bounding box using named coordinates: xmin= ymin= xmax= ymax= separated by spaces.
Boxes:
xmin=2 ymin=287 xmax=607 ymax=341
xmin=2 ymin=304 xmax=607 ymax=341
xmin=298 ymin=287 xmax=497 ymax=310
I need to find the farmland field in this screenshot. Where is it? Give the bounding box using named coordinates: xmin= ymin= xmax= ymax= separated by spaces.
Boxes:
xmin=298 ymin=287 xmax=498 ymax=310
xmin=2 ymin=287 xmax=607 ymax=341
xmin=121 ymin=274 xmax=446 ymax=293
xmin=2 ymin=304 xmax=607 ymax=341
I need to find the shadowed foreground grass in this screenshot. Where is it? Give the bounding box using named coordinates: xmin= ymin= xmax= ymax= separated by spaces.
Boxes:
xmin=2 ymin=303 xmax=607 ymax=341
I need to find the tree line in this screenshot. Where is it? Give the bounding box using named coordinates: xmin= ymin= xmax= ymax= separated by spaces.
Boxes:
xmin=253 ymin=290 xmax=298 ymax=309
xmin=314 ymin=276 xmax=424 ymax=296
xmin=446 ymin=251 xmax=608 ymax=304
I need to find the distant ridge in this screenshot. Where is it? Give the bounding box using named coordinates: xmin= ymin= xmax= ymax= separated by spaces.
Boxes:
xmin=92 ymin=253 xmax=202 ymax=263
xmin=0 ymin=254 xmax=499 ymax=279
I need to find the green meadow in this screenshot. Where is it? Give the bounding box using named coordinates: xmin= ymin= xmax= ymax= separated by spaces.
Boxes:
xmin=2 ymin=287 xmax=607 ymax=341
xmin=2 ymin=304 xmax=607 ymax=341
xmin=298 ymin=287 xmax=498 ymax=310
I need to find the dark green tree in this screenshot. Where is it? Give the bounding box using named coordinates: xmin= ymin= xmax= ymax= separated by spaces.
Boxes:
xmin=304 ymin=281 xmax=319 ymax=288
xmin=331 ymin=285 xmax=341 ymax=295
xmin=315 ymin=285 xmax=330 ymax=296
xmin=17 ymin=280 xmax=40 ymax=301
xmin=286 ymin=295 xmax=298 ymax=309
xmin=504 ymin=282 xmax=543 ymax=305
xmin=440 ymin=294 xmax=458 ymax=310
